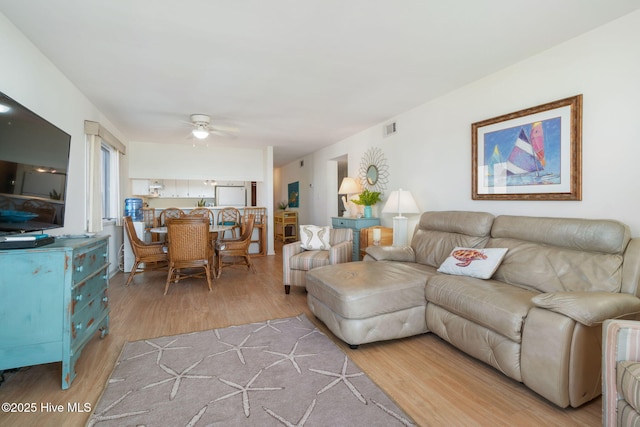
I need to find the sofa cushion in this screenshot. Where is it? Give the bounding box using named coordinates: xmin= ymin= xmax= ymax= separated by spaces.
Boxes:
xmin=489 ymin=215 xmax=628 ymax=293
xmin=617 ymin=400 xmax=640 ymax=427
xmin=299 ymin=225 xmax=331 ymax=250
xmin=411 ymin=211 xmax=494 ymax=268
xmin=426 ymin=274 xmax=537 ymax=342
xmin=618 ymin=360 xmax=640 ymax=414
xmin=306 ymin=261 xmax=433 ymax=319
xmin=289 ymin=250 xmax=330 ymax=271
xmin=489 ymin=238 xmax=624 ymax=293
xmin=491 ymin=215 xmax=630 ymax=254
xmin=437 ymin=247 xmax=508 ymax=279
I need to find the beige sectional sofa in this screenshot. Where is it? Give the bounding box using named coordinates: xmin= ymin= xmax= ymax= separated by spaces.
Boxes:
xmin=305 ymin=211 xmax=640 ymax=408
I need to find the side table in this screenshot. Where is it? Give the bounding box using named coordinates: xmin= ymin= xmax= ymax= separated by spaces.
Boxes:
xmin=331 ymin=216 xmax=380 ymax=261
xmin=275 ymin=211 xmax=298 ymax=243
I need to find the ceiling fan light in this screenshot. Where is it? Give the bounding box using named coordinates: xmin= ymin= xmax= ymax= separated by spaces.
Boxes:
xmin=192 ymin=127 xmax=209 ymax=139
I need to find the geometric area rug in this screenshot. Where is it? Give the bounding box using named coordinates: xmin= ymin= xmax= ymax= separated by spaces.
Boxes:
xmin=87 ymin=314 xmax=415 ymax=426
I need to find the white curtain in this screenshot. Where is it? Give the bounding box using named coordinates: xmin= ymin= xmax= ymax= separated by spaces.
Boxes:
xmin=87 ymin=134 xmax=103 ymax=233
xmin=85 ymin=121 xmax=126 ymax=232
xmin=112 ymin=151 xmax=122 ymax=226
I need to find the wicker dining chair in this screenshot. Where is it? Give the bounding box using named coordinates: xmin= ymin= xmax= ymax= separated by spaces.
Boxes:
xmin=164 ymin=217 xmax=213 ymax=295
xmin=141 ymin=207 xmax=157 ymax=241
xmin=158 ymin=207 xmax=184 ymax=225
xmin=243 ymin=207 xmax=267 ymax=256
xmin=188 ymin=208 xmax=218 ymax=251
xmin=217 ymin=207 xmax=241 ymax=239
xmin=123 ymin=216 xmax=168 ymax=287
xmin=215 ymin=214 xmax=256 ymax=278
xmin=188 ymin=208 xmax=215 ymax=225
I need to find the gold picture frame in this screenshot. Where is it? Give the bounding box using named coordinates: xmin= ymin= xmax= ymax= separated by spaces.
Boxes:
xmin=472 ymin=95 xmax=582 ymax=201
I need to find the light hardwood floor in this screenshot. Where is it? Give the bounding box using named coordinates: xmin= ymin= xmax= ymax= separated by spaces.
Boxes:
xmin=0 ymin=242 xmax=601 ymax=426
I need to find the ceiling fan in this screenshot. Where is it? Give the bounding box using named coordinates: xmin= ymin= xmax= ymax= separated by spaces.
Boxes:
xmin=188 ymin=114 xmax=236 ymax=140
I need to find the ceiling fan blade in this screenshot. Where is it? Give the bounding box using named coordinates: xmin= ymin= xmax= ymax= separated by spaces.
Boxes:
xmin=209 ymin=124 xmax=238 ymax=133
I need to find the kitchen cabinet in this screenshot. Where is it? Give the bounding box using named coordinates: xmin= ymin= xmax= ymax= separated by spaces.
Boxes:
xmin=160 ymin=179 xmax=189 ymax=197
xmin=175 ymin=180 xmax=190 ymax=197
xmin=131 ymin=179 xmax=150 ymax=196
xmin=189 ymin=180 xmax=216 ymax=198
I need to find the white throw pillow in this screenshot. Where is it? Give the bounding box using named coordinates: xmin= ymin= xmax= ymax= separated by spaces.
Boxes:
xmin=299 ymin=225 xmax=331 ymax=250
xmin=437 ymin=247 xmax=508 ymax=279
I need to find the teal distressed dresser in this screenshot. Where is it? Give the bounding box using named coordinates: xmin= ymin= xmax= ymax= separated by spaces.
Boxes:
xmin=0 ymin=235 xmax=110 ymax=389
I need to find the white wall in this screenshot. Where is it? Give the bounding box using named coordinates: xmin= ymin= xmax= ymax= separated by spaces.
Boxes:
xmin=0 ymin=12 xmax=127 ymax=275
xmin=128 ymin=141 xmax=267 ymax=181
xmin=279 ymin=10 xmax=640 ymax=236
xmin=275 ymin=155 xmax=315 ymax=224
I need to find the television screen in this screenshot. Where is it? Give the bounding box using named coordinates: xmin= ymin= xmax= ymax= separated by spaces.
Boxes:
xmin=0 ymin=91 xmax=71 ymax=235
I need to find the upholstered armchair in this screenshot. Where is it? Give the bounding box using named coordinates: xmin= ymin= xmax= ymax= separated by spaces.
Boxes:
xmin=603 ymin=319 xmax=640 ymax=426
xmin=282 ymin=227 xmax=353 ymax=294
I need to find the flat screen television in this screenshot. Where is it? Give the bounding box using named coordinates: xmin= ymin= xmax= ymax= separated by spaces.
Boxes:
xmin=0 ymin=91 xmax=71 ymax=235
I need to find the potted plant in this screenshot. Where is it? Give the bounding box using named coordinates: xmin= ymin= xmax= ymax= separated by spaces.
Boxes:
xmin=277 ymin=200 xmax=289 ymax=211
xmin=351 ymin=189 xmax=381 ymax=218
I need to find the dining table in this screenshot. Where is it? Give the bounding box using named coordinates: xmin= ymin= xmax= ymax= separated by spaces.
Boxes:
xmin=150 ymin=224 xmax=233 ymax=239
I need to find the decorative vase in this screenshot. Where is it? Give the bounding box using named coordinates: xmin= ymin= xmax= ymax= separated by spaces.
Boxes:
xmin=364 ymin=205 xmax=372 ymax=218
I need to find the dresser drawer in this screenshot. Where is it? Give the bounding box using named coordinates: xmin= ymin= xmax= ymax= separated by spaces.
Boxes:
xmin=72 ymin=241 xmax=108 ymax=284
xmin=332 ymin=217 xmax=351 ymax=228
xmin=71 ymin=264 xmax=108 ymax=315
xmin=71 ymin=289 xmax=108 ymax=348
xmin=332 ymin=217 xmax=379 ymax=230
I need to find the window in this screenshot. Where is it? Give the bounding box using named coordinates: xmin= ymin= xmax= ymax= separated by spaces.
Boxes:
xmin=100 ymin=144 xmax=111 ymax=219
xmin=100 ymin=143 xmax=119 ymax=222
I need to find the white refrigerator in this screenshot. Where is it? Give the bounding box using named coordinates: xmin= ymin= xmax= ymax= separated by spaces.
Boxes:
xmin=216 ymin=186 xmax=246 ymax=207
xmin=123 ymin=219 xmax=145 ymax=272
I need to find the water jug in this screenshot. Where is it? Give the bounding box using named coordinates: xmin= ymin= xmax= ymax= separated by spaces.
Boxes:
xmin=124 ymin=198 xmax=143 ymax=221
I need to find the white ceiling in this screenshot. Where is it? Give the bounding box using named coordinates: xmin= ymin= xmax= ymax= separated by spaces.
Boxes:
xmin=1 ymin=1 xmax=639 ymax=167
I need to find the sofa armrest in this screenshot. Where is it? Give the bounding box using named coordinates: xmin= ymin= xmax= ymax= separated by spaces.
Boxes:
xmin=329 ymin=240 xmax=352 ymax=264
xmin=283 ymin=241 xmax=304 ymax=259
xmin=532 ymin=292 xmax=640 ymax=327
xmin=603 ymin=319 xmax=640 ymax=426
xmin=365 ymin=245 xmax=416 ymax=262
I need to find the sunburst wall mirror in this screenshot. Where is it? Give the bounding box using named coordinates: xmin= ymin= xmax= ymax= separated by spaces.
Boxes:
xmin=359 ymin=147 xmax=389 ymax=194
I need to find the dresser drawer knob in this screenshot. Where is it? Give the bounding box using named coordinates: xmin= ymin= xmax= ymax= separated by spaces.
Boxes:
xmin=102 ymin=297 xmax=108 ymax=303
xmin=102 ymin=274 xmax=108 ymax=280
xmin=76 ymin=265 xmax=83 ymax=273
xmin=75 ymin=294 xmax=83 ymax=301
xmin=75 ymin=323 xmax=82 ymax=330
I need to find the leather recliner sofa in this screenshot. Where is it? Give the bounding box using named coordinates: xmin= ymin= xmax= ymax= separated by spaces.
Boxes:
xmin=306 ymin=211 xmax=640 ymax=408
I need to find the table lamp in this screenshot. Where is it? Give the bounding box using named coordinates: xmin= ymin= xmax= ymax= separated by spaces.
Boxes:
xmin=338 ymin=177 xmax=362 ymax=218
xmin=382 ymin=188 xmax=420 ymax=246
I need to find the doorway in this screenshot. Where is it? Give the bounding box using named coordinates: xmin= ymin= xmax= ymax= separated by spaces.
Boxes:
xmin=335 ymin=155 xmax=348 ymax=217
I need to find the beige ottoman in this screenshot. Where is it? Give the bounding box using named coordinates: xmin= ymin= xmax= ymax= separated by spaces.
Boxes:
xmin=306 ymin=261 xmax=430 ymax=348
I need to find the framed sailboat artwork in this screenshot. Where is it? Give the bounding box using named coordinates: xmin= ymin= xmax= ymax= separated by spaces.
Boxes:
xmin=472 ymin=95 xmax=582 ymax=200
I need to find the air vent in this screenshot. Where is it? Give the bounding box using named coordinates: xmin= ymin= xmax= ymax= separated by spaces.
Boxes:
xmin=384 ymin=122 xmax=397 ymax=137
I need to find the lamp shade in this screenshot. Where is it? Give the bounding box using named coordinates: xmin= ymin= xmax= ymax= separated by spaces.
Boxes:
xmin=382 ymin=188 xmax=419 ymax=217
xmin=338 ymin=177 xmax=362 ymax=194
